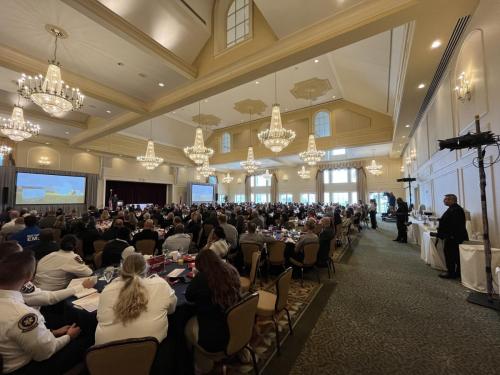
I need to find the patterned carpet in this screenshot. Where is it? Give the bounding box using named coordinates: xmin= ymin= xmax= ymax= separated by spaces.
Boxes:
xmin=276 ymin=222 xmax=500 ymax=375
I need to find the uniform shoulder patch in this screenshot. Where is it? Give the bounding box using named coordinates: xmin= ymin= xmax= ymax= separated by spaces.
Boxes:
xmin=74 ymin=255 xmax=84 ymax=264
xmin=18 ymin=313 xmax=38 ymax=332
xmin=21 ymin=282 xmax=35 ymax=294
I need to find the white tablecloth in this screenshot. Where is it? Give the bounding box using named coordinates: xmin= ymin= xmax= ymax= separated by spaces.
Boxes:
xmin=420 ymin=231 xmax=447 ymax=271
xmin=459 ymin=243 xmax=500 ymax=293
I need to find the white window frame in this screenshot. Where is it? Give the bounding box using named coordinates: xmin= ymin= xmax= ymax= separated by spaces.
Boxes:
xmin=234 ymin=194 xmax=245 ymax=203
xmin=300 ymin=193 xmax=316 ymax=204
xmin=314 ymin=111 xmax=331 ymax=138
xmin=226 ymin=0 xmax=250 ymax=48
xmin=220 ymin=132 xmax=231 ymax=153
xmin=279 ymin=193 xmax=293 ymax=203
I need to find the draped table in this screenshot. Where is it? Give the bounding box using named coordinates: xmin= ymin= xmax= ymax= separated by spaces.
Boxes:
xmin=459 ymin=243 xmax=500 ymax=293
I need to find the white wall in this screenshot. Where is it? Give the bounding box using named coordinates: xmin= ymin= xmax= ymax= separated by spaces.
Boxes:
xmin=403 ymin=0 xmax=500 ymax=246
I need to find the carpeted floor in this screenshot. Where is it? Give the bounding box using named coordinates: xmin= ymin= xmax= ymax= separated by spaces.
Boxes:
xmin=265 ymin=221 xmax=500 ymax=375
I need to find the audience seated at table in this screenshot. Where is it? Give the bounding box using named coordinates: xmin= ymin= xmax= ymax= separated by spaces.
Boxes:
xmin=204 ymin=226 xmax=229 ymax=258
xmin=239 ymin=222 xmax=276 ymax=250
xmin=1 ymin=215 xmax=25 ymax=240
xmin=185 ymin=249 xmax=241 ymax=373
xmin=12 ymin=215 xmax=41 ymax=248
xmin=77 ymin=216 xmax=101 ymax=258
xmin=317 ymin=217 xmax=335 ymax=266
xmin=101 ymin=227 xmax=134 ymax=268
xmin=185 ymin=211 xmax=202 ymax=244
xmin=38 ymin=211 xmax=57 ymax=229
xmin=101 ymin=218 xmax=124 ymax=241
xmin=100 ymin=209 xmax=110 ymax=221
xmin=132 ymin=219 xmax=159 ymax=246
xmin=163 ymin=223 xmax=191 ymax=254
xmin=291 ymin=219 xmax=319 ymax=263
xmin=218 ymin=214 xmax=238 ymax=251
xmin=27 ymin=228 xmax=59 ymax=261
xmin=0 ymin=250 xmax=90 ymax=374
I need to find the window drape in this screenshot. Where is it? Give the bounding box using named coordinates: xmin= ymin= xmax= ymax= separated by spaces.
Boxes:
xmin=244 ymin=175 xmax=251 ymax=202
xmin=356 ymin=167 xmax=368 ymax=203
xmin=316 ymin=169 xmax=324 ymax=203
xmin=270 ymin=173 xmax=278 ymax=203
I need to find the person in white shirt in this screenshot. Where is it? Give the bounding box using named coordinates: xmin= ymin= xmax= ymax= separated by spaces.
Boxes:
xmin=162 ymin=224 xmax=191 ymax=254
xmin=95 ymin=253 xmax=177 ymax=345
xmin=34 ymin=235 xmax=92 ymax=291
xmin=204 ymin=227 xmax=229 ymax=258
xmin=1 ymin=212 xmax=25 ymax=240
xmin=0 ymin=250 xmax=88 ymax=374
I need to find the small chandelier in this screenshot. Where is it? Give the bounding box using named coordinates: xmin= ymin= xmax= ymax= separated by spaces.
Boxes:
xmin=222 ymin=172 xmax=234 ymax=184
xmin=1 ymin=105 xmax=40 ymax=141
xmin=400 ymin=165 xmax=404 ymax=173
xmin=184 ymin=102 xmax=214 ymax=164
xmin=0 ymin=144 xmax=12 ymax=156
xmin=300 ymin=134 xmax=325 ymax=165
xmin=38 ymin=156 xmax=51 ymax=166
xmin=410 ymin=148 xmax=417 ymax=160
xmin=257 ymin=73 xmax=295 ymax=153
xmin=298 ymin=165 xmax=311 ymax=179
xmin=455 ymin=71 xmax=471 ymax=102
xmin=18 ymin=27 xmax=84 ymax=115
xmin=241 ymin=146 xmax=261 ymax=174
xmin=137 ymin=120 xmax=163 ymax=170
xmin=405 ymin=156 xmax=412 ymax=165
xmin=197 ymin=159 xmax=215 ymax=177
xmin=366 ymin=159 xmax=383 ymax=175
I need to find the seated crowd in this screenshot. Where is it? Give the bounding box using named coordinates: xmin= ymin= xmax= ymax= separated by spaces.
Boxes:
xmin=0 ymin=201 xmax=366 ymax=374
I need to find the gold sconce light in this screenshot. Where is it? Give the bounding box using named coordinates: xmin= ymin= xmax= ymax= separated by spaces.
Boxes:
xmin=455 ymin=71 xmax=471 ymax=102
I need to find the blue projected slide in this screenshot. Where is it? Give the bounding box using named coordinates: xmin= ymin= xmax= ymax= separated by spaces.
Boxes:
xmin=16 ymin=172 xmax=86 ymax=205
xmin=191 ymin=184 xmax=214 ymax=202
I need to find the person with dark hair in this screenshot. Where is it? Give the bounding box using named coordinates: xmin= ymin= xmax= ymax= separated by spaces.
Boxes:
xmin=185 ymin=211 xmax=202 ymax=244
xmin=0 ymin=250 xmax=90 ymax=374
xmin=239 ymin=221 xmax=275 ymax=250
xmin=12 ymin=215 xmax=40 ymax=248
xmin=101 ymin=227 xmax=134 ymax=268
xmin=78 ymin=216 xmax=101 ymax=257
xmin=34 ymin=235 xmax=92 ymax=291
xmin=39 ymin=211 xmax=57 ymax=229
xmin=368 ymin=199 xmax=377 ymax=229
xmin=185 ymin=249 xmax=241 ymax=373
xmin=317 ymin=217 xmax=335 ymax=266
xmin=204 ymin=226 xmax=229 ymax=258
xmin=235 ymin=214 xmax=246 ymax=235
xmin=394 ymin=197 xmax=409 ymax=243
xmin=437 ymin=194 xmax=468 ymax=279
xmin=27 ymin=229 xmax=59 ymax=261
xmin=218 ymin=214 xmax=238 ymax=251
xmin=132 ymin=219 xmax=159 ymax=248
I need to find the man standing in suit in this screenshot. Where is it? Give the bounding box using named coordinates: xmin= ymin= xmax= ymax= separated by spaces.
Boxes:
xmin=437 ymin=194 xmax=468 ymax=279
xmin=394 ymin=198 xmax=409 ymax=243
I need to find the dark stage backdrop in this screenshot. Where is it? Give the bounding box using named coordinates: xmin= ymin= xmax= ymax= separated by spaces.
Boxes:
xmin=105 ymin=180 xmax=167 ymax=206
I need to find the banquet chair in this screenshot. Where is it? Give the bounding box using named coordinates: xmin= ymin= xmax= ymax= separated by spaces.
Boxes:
xmin=240 ymin=251 xmax=260 ymax=293
xmin=241 ymin=243 xmax=261 ymax=270
xmin=289 ymin=243 xmax=320 ymax=286
xmin=93 ymin=251 xmax=103 ymax=269
xmin=52 ymin=228 xmax=62 ymax=244
xmin=136 ymin=239 xmax=156 ymax=256
xmin=327 ymin=239 xmax=337 ymax=278
xmin=185 ymin=293 xmax=259 ymax=375
xmin=93 ymin=239 xmax=107 ymax=254
xmin=267 ymin=241 xmax=286 ymax=270
xmin=255 ymin=267 xmax=293 ymax=355
xmin=86 ymin=337 xmax=158 ymax=375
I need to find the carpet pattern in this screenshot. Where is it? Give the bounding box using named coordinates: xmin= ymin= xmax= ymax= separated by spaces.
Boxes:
xmin=286 ymin=222 xmax=500 ymax=375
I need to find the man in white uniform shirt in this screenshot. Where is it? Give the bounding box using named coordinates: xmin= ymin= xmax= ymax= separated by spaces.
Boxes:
xmin=0 ymin=251 xmax=89 ymax=374
xmin=163 ymin=224 xmax=191 ymax=253
xmin=34 ymin=235 xmax=92 ymax=291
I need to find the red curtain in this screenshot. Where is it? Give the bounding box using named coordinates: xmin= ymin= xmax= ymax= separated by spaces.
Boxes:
xmin=105 ymin=180 xmax=167 ymax=206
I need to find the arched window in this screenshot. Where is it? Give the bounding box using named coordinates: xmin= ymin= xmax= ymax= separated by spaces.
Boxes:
xmin=226 ymin=0 xmax=250 ymax=48
xmin=314 ymin=111 xmax=331 ymax=138
xmin=221 ymin=132 xmax=231 ymax=153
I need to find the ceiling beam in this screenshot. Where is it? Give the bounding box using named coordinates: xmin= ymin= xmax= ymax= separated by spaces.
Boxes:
xmin=60 ymin=0 xmax=198 ymax=80
xmin=0 ymin=103 xmax=87 ymax=129
xmin=0 ymin=44 xmax=148 ymax=114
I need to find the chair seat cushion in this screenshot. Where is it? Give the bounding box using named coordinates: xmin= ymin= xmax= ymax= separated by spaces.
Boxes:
xmin=256 ymin=290 xmax=276 ymax=317
xmin=240 ymin=276 xmax=250 ymax=292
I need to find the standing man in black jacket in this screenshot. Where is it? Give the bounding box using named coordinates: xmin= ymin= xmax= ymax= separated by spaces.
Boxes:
xmin=394 ymin=198 xmax=409 ymax=243
xmin=437 ymin=194 xmax=468 ymax=279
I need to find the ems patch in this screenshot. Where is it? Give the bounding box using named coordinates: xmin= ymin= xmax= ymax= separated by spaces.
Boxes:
xmin=18 ymin=313 xmax=38 ymax=332
xmin=21 ymin=282 xmax=35 ymax=294
xmin=74 ymin=255 xmax=84 ymax=264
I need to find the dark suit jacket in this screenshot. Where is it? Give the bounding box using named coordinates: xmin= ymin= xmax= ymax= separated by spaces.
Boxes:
xmin=318 ymin=227 xmax=335 ymax=265
xmin=437 ymin=203 xmax=468 ymax=243
xmin=132 ymin=229 xmax=159 ymax=248
xmin=395 ymin=202 xmax=409 ymax=223
xmin=101 ymin=239 xmax=130 ymax=267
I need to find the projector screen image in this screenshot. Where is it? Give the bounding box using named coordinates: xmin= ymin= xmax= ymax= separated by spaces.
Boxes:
xmin=191 ymin=184 xmax=214 ymax=202
xmin=16 ymin=172 xmax=86 ymax=205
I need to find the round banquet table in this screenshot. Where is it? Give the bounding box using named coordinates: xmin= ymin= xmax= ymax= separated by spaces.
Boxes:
xmin=459 ymin=243 xmax=500 ymax=293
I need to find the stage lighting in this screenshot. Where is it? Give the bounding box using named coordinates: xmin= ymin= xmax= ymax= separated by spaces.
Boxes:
xmin=438 ymin=131 xmax=496 ymax=150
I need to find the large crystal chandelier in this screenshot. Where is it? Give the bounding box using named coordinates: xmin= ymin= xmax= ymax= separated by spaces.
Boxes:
xmin=197 ymin=159 xmax=215 ymax=177
xmin=300 ymin=134 xmax=325 ymax=165
xmin=18 ymin=27 xmax=83 ymax=115
xmin=222 ymin=172 xmax=234 ymax=184
xmin=257 ymin=73 xmax=295 ymax=153
xmin=184 ymin=102 xmax=214 ymax=164
xmin=1 ymin=105 xmax=40 ymax=141
xmin=241 ymin=146 xmax=261 ymax=174
xmin=366 ymin=159 xmax=383 ymax=175
xmin=137 ymin=120 xmax=163 ymax=170
xmin=297 ymin=165 xmax=311 ymax=179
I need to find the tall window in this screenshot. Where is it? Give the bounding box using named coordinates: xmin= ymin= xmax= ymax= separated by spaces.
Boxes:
xmin=227 ymin=0 xmax=250 ymax=48
xmin=332 ymin=192 xmax=349 ymax=206
xmin=252 ymin=193 xmax=269 ymax=203
xmin=250 ymin=175 xmax=270 ymax=187
xmin=331 ymin=169 xmax=349 ymax=183
xmin=234 ymin=194 xmax=245 ymax=203
xmin=279 ymin=193 xmax=293 ymax=203
xmin=221 ymin=132 xmax=231 ymax=153
xmin=300 ymin=193 xmax=316 ymax=204
xmin=314 ymin=111 xmax=330 ymax=138
xmin=350 ymin=168 xmax=357 ymax=183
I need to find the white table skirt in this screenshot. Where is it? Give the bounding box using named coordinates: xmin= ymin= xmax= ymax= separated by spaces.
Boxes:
xmin=420 ymin=231 xmax=447 ymax=271
xmin=459 ymin=244 xmax=500 ymax=293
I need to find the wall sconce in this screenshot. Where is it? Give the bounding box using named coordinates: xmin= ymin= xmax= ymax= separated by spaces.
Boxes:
xmin=400 ymin=165 xmax=404 ymax=173
xmin=410 ymin=148 xmax=417 ymax=161
xmin=455 ymin=71 xmax=471 ymax=102
xmin=236 ymin=177 xmax=242 ymax=184
xmin=405 ymin=156 xmax=411 ymax=165
xmin=282 ymin=174 xmax=289 ymax=181
xmin=38 ymin=156 xmax=51 ymax=166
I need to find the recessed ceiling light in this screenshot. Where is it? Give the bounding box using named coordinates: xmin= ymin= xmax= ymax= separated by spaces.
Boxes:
xmin=45 ymin=142 xmax=50 ymax=145
xmin=332 ymin=96 xmax=336 ymax=99
xmin=86 ymin=149 xmax=90 ymax=152
xmin=119 ymin=154 xmax=123 ymax=157
xmin=158 ymin=82 xmax=165 ymax=87
xmin=314 ymin=59 xmax=319 ymax=63
xmin=64 ymin=131 xmax=69 ymax=135
xmin=402 ymin=135 xmax=406 ymax=138
xmin=106 ymin=110 xmax=111 ymax=114
xmin=418 ymin=83 xmax=425 ymax=89
xmin=204 ymin=99 xmax=208 ymax=103
xmin=255 ymin=81 xmax=259 ymax=84
xmin=405 ymin=124 xmax=410 ymax=128
xmin=431 ymin=40 xmax=442 ymax=49
xmin=172 ymin=111 xmax=176 ymax=114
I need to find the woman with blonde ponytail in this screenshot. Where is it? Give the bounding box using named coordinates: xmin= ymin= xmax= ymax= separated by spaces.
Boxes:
xmin=95 ymin=253 xmax=177 ymax=345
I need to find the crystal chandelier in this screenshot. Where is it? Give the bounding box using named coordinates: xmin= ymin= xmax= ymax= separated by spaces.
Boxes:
xmin=300 ymin=134 xmax=325 ymax=165
xmin=222 ymin=172 xmax=234 ymax=184
xmin=1 ymin=105 xmax=40 ymax=141
xmin=366 ymin=159 xmax=383 ymax=175
xmin=18 ymin=27 xmax=84 ymax=115
xmin=0 ymin=144 xmax=12 ymax=156
xmin=197 ymin=159 xmax=215 ymax=177
xmin=137 ymin=121 xmax=163 ymax=170
xmin=297 ymin=165 xmax=311 ymax=179
xmin=38 ymin=156 xmax=51 ymax=166
xmin=257 ymin=73 xmax=295 ymax=153
xmin=184 ymin=102 xmax=214 ymax=164
xmin=241 ymin=146 xmax=261 ymax=174
xmin=455 ymin=71 xmax=471 ymax=102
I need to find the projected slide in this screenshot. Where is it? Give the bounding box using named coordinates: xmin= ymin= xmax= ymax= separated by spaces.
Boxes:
xmin=191 ymin=184 xmax=214 ymax=202
xmin=16 ymin=173 xmax=86 ymax=205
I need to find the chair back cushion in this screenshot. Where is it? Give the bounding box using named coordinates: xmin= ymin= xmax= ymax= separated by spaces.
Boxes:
xmin=275 ymin=267 xmax=293 ymax=311
xmin=225 ymin=293 xmax=259 ymax=356
xmin=86 ymin=337 xmax=158 ymax=375
xmin=329 ymin=238 xmax=336 ymax=259
xmin=249 ymin=251 xmax=261 ymax=285
xmin=136 ymin=239 xmax=156 ymax=255
xmin=303 ymin=243 xmax=320 ymax=266
xmin=268 ymin=241 xmax=285 ymax=265
xmin=93 ymin=240 xmax=107 ymax=254
xmin=241 ymin=243 xmax=260 ymax=266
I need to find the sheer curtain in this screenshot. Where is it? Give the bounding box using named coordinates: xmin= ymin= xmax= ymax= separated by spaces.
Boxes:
xmin=316 ymin=169 xmax=324 ymax=203
xmin=356 ymin=167 xmax=368 ymax=203
xmin=271 ymin=172 xmax=278 ymax=203
xmin=245 ymin=175 xmax=251 ymax=202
